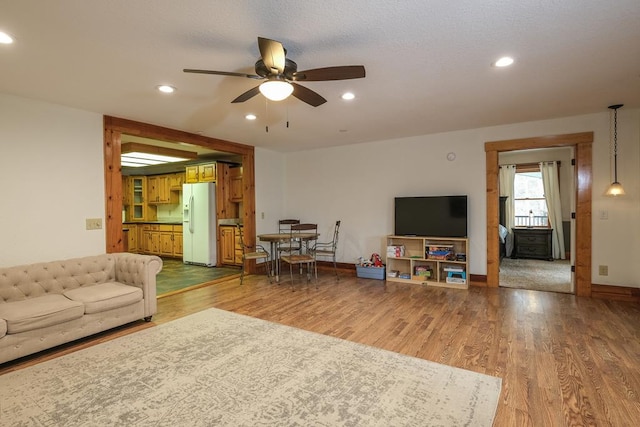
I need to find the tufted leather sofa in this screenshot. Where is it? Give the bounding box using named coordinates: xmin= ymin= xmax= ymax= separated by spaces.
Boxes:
xmin=0 ymin=253 xmax=162 ymax=364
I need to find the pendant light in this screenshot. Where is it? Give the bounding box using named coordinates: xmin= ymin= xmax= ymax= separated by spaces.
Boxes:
xmin=605 ymin=104 xmax=625 ymax=196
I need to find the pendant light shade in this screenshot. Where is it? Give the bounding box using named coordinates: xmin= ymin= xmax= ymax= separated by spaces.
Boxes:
xmin=605 ymin=104 xmax=625 ymax=196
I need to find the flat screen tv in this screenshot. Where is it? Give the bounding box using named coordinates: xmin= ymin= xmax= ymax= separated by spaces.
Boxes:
xmin=394 ymin=195 xmax=468 ymax=237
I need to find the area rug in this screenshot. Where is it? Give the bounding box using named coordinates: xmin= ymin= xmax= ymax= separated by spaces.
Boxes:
xmin=500 ymin=257 xmax=572 ymax=293
xmin=0 ymin=309 xmax=502 ymax=426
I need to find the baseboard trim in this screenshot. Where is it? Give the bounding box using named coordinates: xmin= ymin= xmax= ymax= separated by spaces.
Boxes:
xmin=469 ymin=274 xmax=488 ymax=287
xmin=591 ymin=284 xmax=640 ymax=303
xmin=317 ymin=266 xmax=639 ymax=302
xmin=316 ymin=261 xmax=357 ymax=275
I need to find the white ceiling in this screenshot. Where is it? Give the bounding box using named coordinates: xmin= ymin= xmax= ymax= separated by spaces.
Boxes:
xmin=2 ymin=1 xmax=639 ymax=152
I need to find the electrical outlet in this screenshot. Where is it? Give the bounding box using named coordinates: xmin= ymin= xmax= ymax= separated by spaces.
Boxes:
xmin=261 ymin=212 xmax=265 ymax=219
xmin=86 ymin=218 xmax=103 ymax=230
xmin=598 ymin=265 xmax=608 ymax=276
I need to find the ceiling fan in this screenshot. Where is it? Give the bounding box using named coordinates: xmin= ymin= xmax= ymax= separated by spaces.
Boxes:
xmin=184 ymin=37 xmax=365 ymax=107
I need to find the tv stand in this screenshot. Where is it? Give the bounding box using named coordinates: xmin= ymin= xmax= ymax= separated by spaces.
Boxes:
xmin=386 ymin=235 xmax=469 ymax=289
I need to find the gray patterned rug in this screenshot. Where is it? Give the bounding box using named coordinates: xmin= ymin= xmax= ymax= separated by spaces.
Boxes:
xmin=0 ymin=309 xmax=501 ymax=426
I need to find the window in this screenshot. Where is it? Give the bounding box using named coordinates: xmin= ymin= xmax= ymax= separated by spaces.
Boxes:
xmin=513 ymin=166 xmax=548 ymax=227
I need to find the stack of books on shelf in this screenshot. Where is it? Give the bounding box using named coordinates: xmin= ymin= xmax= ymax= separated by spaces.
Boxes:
xmin=426 ymin=245 xmax=455 ymax=260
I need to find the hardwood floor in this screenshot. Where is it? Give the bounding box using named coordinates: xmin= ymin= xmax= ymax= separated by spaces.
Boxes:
xmin=2 ymin=272 xmax=639 ymax=426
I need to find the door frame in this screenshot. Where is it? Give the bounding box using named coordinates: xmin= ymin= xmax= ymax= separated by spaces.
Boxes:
xmin=103 ymin=116 xmax=258 ymax=270
xmin=485 ymin=132 xmax=593 ymax=297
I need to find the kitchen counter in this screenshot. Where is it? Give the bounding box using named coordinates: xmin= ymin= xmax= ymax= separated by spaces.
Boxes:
xmin=123 ymin=221 xmax=182 ymax=225
xmin=218 ymin=218 xmax=243 ymax=226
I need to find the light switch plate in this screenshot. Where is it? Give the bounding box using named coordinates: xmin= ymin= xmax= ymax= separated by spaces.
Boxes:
xmin=86 ymin=218 xmax=103 ymax=230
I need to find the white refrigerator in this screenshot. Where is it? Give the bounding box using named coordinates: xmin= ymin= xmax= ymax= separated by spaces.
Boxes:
xmin=182 ymin=182 xmax=216 ymax=266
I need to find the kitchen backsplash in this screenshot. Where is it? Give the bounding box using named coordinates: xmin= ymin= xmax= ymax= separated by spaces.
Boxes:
xmin=156 ymin=194 xmax=183 ymax=222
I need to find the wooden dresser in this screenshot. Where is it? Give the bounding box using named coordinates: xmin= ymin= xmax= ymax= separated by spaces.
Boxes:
xmin=511 ymin=228 xmax=553 ymax=261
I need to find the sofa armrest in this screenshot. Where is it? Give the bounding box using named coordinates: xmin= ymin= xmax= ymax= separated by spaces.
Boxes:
xmin=111 ymin=253 xmax=163 ymax=319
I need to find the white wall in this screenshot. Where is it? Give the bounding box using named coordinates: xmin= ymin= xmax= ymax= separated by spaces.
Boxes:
xmin=2 ymin=92 xmax=638 ymax=288
xmin=254 ymin=147 xmax=286 ymax=235
xmin=279 ymin=109 xmax=640 ymax=288
xmin=0 ymin=93 xmax=105 ymax=267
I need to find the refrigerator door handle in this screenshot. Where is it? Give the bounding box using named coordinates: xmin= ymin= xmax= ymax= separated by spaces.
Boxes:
xmin=189 ymin=195 xmax=195 ymax=234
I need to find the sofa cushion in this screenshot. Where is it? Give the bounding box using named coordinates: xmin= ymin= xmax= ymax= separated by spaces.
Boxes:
xmin=0 ymin=318 xmax=6 ymax=338
xmin=0 ymin=294 xmax=85 ymax=334
xmin=63 ymin=282 xmax=143 ymax=314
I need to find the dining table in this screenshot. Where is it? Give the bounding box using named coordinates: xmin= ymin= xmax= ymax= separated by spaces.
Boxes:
xmin=257 ymin=232 xmax=319 ymax=283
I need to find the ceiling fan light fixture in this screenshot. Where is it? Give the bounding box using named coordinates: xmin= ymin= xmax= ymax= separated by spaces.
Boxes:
xmin=245 ymin=113 xmax=257 ymax=120
xmin=259 ymin=78 xmax=293 ymax=101
xmin=341 ymin=92 xmax=355 ymax=100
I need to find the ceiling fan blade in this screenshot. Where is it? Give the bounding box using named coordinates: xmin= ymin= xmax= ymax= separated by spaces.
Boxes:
xmin=292 ymin=65 xmax=366 ymax=81
xmin=183 ymin=69 xmax=263 ymax=80
xmin=257 ymin=37 xmax=286 ymax=75
xmin=290 ymin=83 xmax=327 ymax=107
xmin=231 ymin=86 xmax=261 ymax=103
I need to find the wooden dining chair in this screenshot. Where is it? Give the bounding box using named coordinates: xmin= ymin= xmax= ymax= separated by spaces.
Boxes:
xmin=311 ymin=220 xmax=341 ymax=281
xmin=277 ymin=219 xmax=301 ymax=256
xmin=280 ymin=223 xmax=318 ymax=290
xmin=237 ymin=224 xmax=272 ymax=285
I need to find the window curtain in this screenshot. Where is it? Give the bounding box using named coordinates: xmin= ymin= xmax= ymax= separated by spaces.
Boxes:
xmin=540 ymin=161 xmax=566 ymax=259
xmin=498 ymin=165 xmax=516 ymax=256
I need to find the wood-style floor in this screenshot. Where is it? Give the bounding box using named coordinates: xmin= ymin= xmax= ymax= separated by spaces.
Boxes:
xmin=2 ymin=272 xmax=639 ymax=426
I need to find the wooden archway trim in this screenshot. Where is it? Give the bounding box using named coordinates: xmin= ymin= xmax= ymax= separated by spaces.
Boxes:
xmin=485 ymin=132 xmax=593 ymax=297
xmin=103 ymin=116 xmax=257 ymax=271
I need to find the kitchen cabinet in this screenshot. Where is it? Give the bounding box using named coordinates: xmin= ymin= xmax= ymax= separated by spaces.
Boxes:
xmin=159 ymin=225 xmax=174 ymax=256
xmin=173 ymin=228 xmax=183 ymax=257
xmin=185 ymin=163 xmax=216 ymax=183
xmin=159 ymin=225 xmax=183 ymax=257
xmin=234 ymin=227 xmax=243 ymax=264
xmin=142 ymin=224 xmax=160 ymax=254
xmin=147 ymin=174 xmax=179 ymax=204
xmin=130 ymin=177 xmax=148 ymax=221
xmin=220 ymin=225 xmax=236 ymax=265
xmin=169 ymin=172 xmax=184 ymax=190
xmin=125 ymin=224 xmax=138 ymax=252
xmin=220 ymin=225 xmax=243 ymax=266
xmin=140 ymin=224 xmax=182 ymax=257
xmin=230 ymin=167 xmax=243 ymax=202
xmin=122 ymin=176 xmax=131 ymax=206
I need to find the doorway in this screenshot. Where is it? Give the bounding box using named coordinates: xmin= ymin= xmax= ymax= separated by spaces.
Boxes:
xmin=498 ymin=147 xmax=574 ymax=294
xmin=103 ymin=116 xmax=261 ymax=275
xmin=485 ymin=132 xmax=593 ymax=297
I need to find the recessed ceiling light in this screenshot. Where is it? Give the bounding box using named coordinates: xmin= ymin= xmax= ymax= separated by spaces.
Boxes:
xmin=493 ymin=57 xmax=514 ymax=67
xmin=245 ymin=114 xmax=257 ymax=120
xmin=341 ymin=92 xmax=355 ymax=100
xmin=0 ymin=31 xmax=14 ymax=44
xmin=157 ymin=85 xmax=175 ymax=93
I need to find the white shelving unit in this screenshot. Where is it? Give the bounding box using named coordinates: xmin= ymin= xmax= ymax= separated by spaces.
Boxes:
xmin=385 ymin=235 xmax=469 ymax=289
